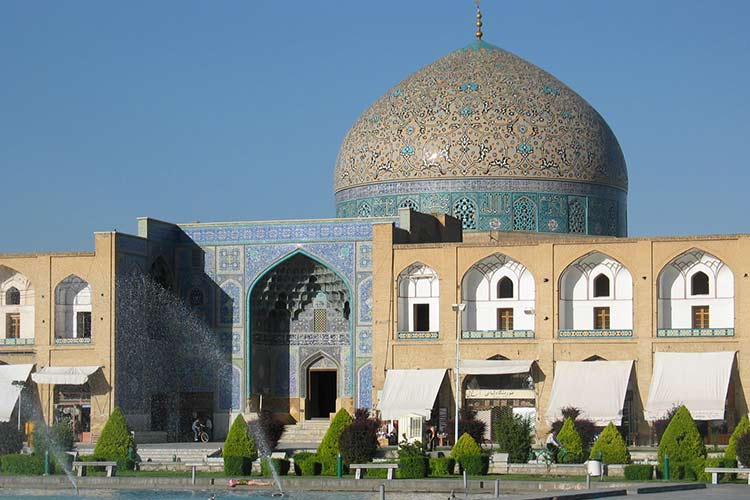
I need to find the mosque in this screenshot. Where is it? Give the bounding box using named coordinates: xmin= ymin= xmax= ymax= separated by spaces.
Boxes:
xmin=0 ymin=7 xmax=747 ymax=447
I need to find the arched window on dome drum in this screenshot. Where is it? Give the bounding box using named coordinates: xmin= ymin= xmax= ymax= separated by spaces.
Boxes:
xmin=497 ymin=277 xmax=514 ymax=299
xmin=5 ymin=287 xmax=20 ymax=305
xmin=691 ymin=271 xmax=709 ymax=296
xmin=593 ymin=274 xmax=610 ymax=298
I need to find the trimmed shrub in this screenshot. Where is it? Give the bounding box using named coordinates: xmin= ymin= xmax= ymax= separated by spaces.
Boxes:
xmin=0 ymin=422 xmax=24 ymax=455
xmin=450 ymin=432 xmax=482 ymax=464
xmin=339 ymin=409 xmax=380 ymax=465
xmin=448 ymin=407 xmax=486 ymax=445
xmin=317 ymin=409 xmax=353 ymax=475
xmin=589 ymin=423 xmax=630 ymax=464
xmin=249 ymin=410 xmax=285 ymax=451
xmin=624 ymin=464 xmax=653 ymax=481
xmin=657 ymin=405 xmax=706 ymax=479
xmin=459 ymin=454 xmax=489 ymax=475
xmin=725 ymin=415 xmax=750 ymax=464
xmin=735 ymin=432 xmax=750 ymax=469
xmin=557 ymin=417 xmax=584 ymax=464
xmin=365 ymin=463 xmax=396 ymax=479
xmin=429 ymin=456 xmax=455 ymax=476
xmin=398 ymin=456 xmax=429 ymax=478
xmin=551 ymin=407 xmax=598 ymax=454
xmin=0 ymin=453 xmax=44 ymax=475
xmin=223 ymin=414 xmax=257 ymax=476
xmin=261 ymin=457 xmax=290 ymax=476
xmin=494 ymin=407 xmax=532 ymax=464
xmin=293 ymin=451 xmax=321 ymax=476
xmin=93 ymin=407 xmax=136 ymax=470
xmin=651 ymin=406 xmax=680 ymax=445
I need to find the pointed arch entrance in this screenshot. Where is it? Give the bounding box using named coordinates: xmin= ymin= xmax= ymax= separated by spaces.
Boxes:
xmin=248 ymin=251 xmax=352 ymax=420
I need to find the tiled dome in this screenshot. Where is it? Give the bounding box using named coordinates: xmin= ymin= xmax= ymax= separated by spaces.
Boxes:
xmin=334 ymin=41 xmax=628 ymax=236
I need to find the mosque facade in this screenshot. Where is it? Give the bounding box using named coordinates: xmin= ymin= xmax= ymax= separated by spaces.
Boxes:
xmin=0 ymin=30 xmax=747 ymax=445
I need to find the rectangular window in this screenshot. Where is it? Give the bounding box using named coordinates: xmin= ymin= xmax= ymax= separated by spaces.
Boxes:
xmin=77 ymin=312 xmax=92 ymax=338
xmin=6 ymin=313 xmax=20 ymax=339
xmin=413 ymin=303 xmax=430 ymax=332
xmin=497 ymin=308 xmax=514 ymax=331
xmin=313 ymin=309 xmax=327 ymax=332
xmin=593 ymin=307 xmax=610 ymax=330
xmin=692 ymin=305 xmax=710 ymax=329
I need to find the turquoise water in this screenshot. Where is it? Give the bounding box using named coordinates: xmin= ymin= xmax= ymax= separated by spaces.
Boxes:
xmin=0 ymin=491 xmax=378 ymax=500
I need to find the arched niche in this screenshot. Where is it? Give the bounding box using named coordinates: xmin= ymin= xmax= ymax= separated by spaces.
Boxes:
xmin=461 ymin=253 xmax=535 ymax=331
xmin=657 ymin=249 xmax=734 ymax=329
xmin=54 ymin=275 xmax=92 ymax=339
xmin=0 ymin=265 xmax=34 ymax=340
xmin=397 ymin=262 xmax=439 ymax=332
xmin=559 ymin=252 xmax=633 ymax=330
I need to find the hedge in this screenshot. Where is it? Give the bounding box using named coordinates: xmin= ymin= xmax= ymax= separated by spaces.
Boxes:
xmin=261 ymin=457 xmax=290 ymax=476
xmin=623 ymin=464 xmax=653 ymax=481
xmin=223 ymin=415 xmax=257 ymax=476
xmin=459 ymin=454 xmax=489 ymax=475
xmin=398 ymin=456 xmax=429 ymax=478
xmin=1 ymin=453 xmax=45 ymax=475
xmin=293 ymin=452 xmax=321 ymax=476
xmin=317 ymin=409 xmax=353 ymax=475
xmin=557 ymin=417 xmax=584 ymax=463
xmin=429 ymin=456 xmax=455 ymax=476
xmin=657 ymin=406 xmax=705 ymax=479
xmin=725 ymin=415 xmax=750 ymax=464
xmin=93 ymin=407 xmax=136 ymax=470
xmin=589 ymin=423 xmax=630 ymax=464
xmin=365 ymin=462 xmax=397 ymax=479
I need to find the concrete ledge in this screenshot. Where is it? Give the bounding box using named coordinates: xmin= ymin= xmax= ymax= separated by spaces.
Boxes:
xmin=521 ymin=490 xmax=627 ymax=500
xmin=635 ymin=483 xmax=707 ymax=494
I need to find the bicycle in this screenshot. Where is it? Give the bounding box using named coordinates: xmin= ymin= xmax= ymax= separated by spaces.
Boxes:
xmin=191 ymin=424 xmax=209 ymax=443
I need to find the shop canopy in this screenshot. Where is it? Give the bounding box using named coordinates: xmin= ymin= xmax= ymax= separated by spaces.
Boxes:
xmin=378 ymin=369 xmax=446 ymax=421
xmin=0 ymin=364 xmax=34 ymax=422
xmin=545 ymin=360 xmax=633 ymax=426
xmin=644 ymin=351 xmax=735 ymax=421
xmin=459 ymin=359 xmax=534 ymax=375
xmin=31 ymin=366 xmax=100 ymax=386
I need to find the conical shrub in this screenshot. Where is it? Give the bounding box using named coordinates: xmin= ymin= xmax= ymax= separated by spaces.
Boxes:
xmin=557 ymin=417 xmax=583 ymax=463
xmin=223 ymin=414 xmax=257 ymax=476
xmin=589 ymin=423 xmax=630 ymax=464
xmin=725 ymin=415 xmax=750 ymax=464
xmin=317 ymin=409 xmax=353 ymax=475
xmin=93 ymin=407 xmax=136 ymax=469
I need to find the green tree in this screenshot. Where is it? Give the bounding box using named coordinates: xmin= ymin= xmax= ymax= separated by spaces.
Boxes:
xmin=93 ymin=407 xmax=136 ymax=469
xmin=317 ymin=409 xmax=353 ymax=475
xmin=450 ymin=432 xmax=482 ymax=463
xmin=725 ymin=415 xmax=750 ymax=464
xmin=589 ymin=423 xmax=630 ymax=464
xmin=657 ymin=405 xmax=705 ymax=479
xmin=557 ymin=417 xmax=584 ymax=463
xmin=223 ymin=414 xmax=257 ymax=476
xmin=493 ymin=407 xmax=532 ymax=463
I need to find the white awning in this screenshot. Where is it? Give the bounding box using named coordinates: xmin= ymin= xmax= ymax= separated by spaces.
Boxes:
xmin=377 ymin=369 xmax=446 ymax=421
xmin=645 ymin=351 xmax=735 ymax=421
xmin=545 ymin=361 xmax=633 ymax=426
xmin=31 ymin=366 xmax=100 ymax=385
xmin=459 ymin=359 xmax=534 ymax=375
xmin=0 ymin=364 xmax=34 ymax=423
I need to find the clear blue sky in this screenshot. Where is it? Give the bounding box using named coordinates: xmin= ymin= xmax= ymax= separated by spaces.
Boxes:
xmin=1 ymin=1 xmax=748 ymax=252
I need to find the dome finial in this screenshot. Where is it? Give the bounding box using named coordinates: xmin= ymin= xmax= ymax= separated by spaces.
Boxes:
xmin=475 ymin=0 xmax=483 ymax=40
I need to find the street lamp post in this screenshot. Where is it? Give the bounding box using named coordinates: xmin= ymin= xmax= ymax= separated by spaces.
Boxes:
xmin=11 ymin=381 xmax=25 ymax=432
xmin=451 ymin=303 xmax=466 ymax=444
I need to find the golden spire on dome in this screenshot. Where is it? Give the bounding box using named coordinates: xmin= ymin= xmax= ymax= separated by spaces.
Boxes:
xmin=475 ymin=0 xmax=483 ymax=40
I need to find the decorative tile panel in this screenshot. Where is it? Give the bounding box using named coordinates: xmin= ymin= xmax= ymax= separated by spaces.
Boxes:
xmin=357 ymin=328 xmax=372 ymax=355
xmin=218 ymin=246 xmax=244 ymax=274
xmin=656 ymin=328 xmax=734 ymax=338
xmin=54 ymin=338 xmax=92 ymax=345
xmin=357 ymin=243 xmax=372 ymax=271
xmin=218 ymin=280 xmax=242 ymax=326
xmin=358 ymin=362 xmax=373 ymax=410
xmin=358 ymin=275 xmax=372 ymax=324
xmin=462 ymin=330 xmax=534 ymax=339
xmin=0 ymin=338 xmax=34 ymax=346
xmin=397 ymin=331 xmax=440 ymax=340
xmin=558 ymin=329 xmax=633 ymax=338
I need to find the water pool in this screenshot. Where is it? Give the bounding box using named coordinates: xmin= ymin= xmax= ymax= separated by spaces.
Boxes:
xmin=0 ymin=490 xmax=435 ymax=500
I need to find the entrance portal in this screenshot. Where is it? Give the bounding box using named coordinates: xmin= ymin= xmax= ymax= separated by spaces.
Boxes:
xmin=308 ymin=370 xmax=337 ymax=419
